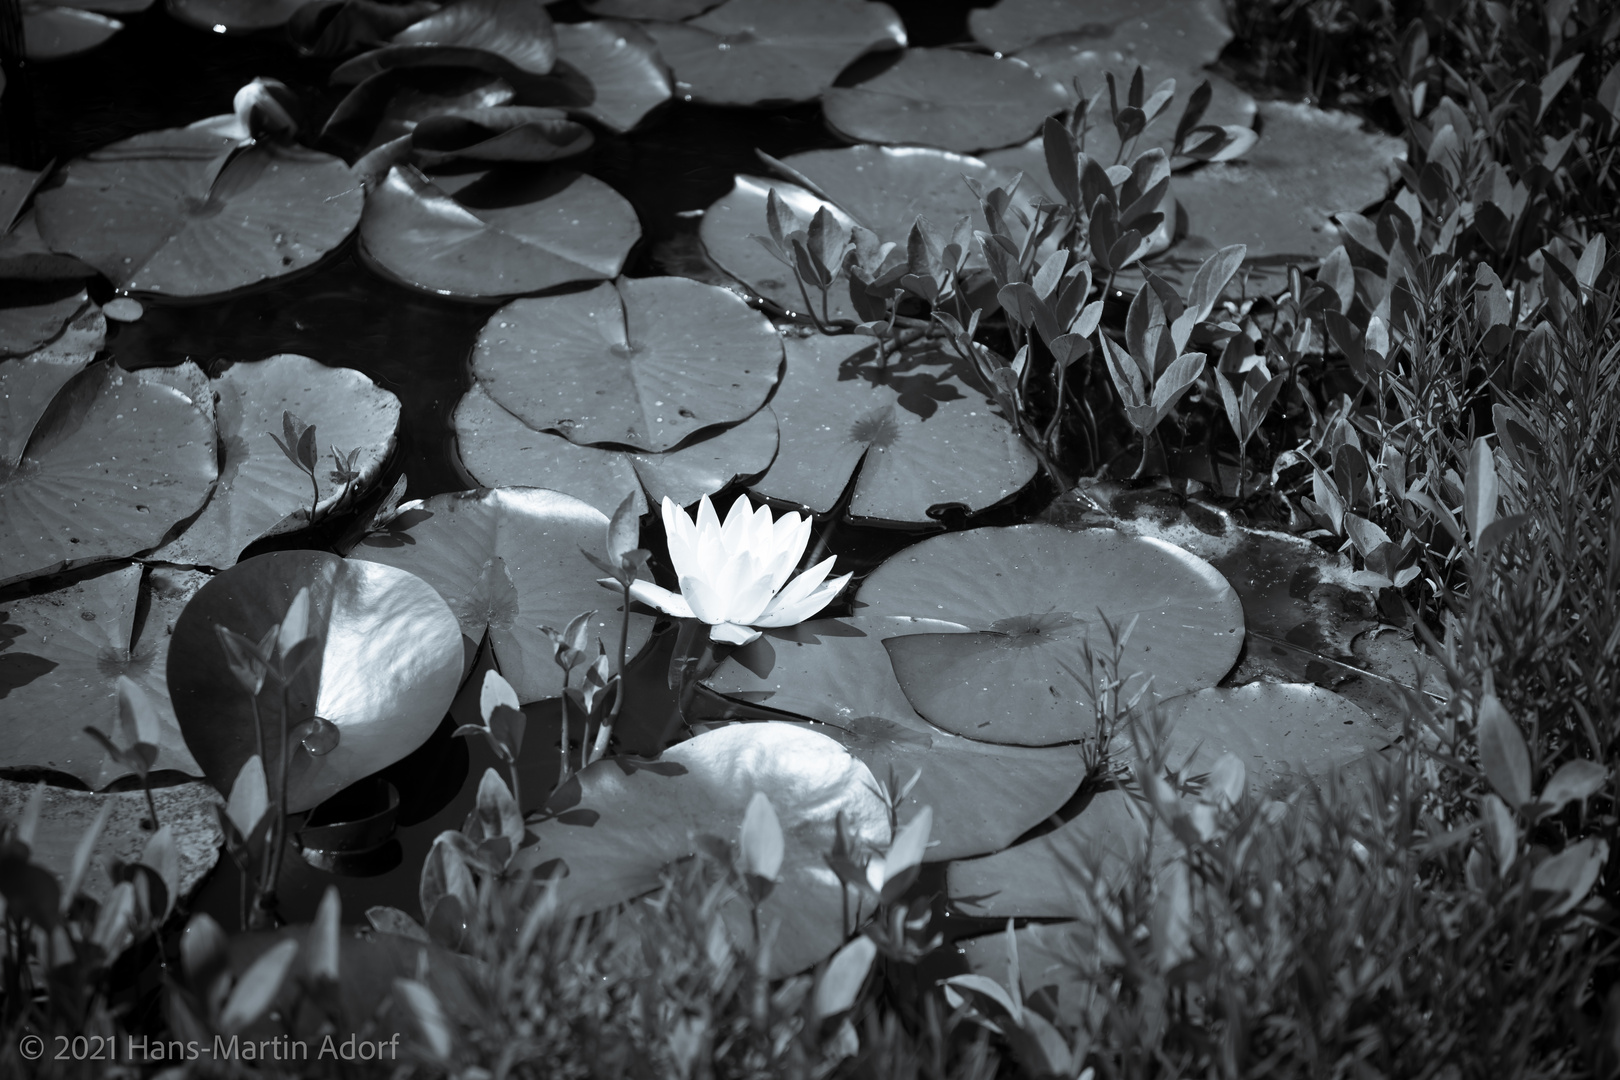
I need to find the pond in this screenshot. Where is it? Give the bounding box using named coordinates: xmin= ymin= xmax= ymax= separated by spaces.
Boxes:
xmin=0 ymin=0 xmax=1432 ymax=1009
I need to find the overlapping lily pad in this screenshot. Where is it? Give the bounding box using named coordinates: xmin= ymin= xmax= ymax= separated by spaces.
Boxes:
xmin=704 ymin=615 xmax=1090 ymax=861
xmin=454 ymin=380 xmax=778 ymax=517
xmin=857 ymin=524 xmax=1244 ymax=745
xmin=35 ymin=123 xmax=363 ymax=298
xmin=580 ymin=0 xmax=721 ymax=16
xmin=331 ymin=0 xmax=560 ymax=83
xmin=350 ymin=487 xmax=656 ymax=702
xmin=1 ymin=360 xmax=217 ymax=587
xmin=822 ymin=49 xmax=1069 ymax=153
xmin=155 ymin=354 xmax=402 ymax=569
xmin=166 ymin=0 xmax=309 ymax=33
xmin=1 ymin=564 xmax=205 ymax=788
xmin=512 ymin=721 xmax=890 ymax=977
xmin=641 ymin=0 xmax=906 ymax=106
xmin=167 ymin=550 xmax=463 ymax=814
xmin=22 ymin=3 xmax=130 ymax=60
xmin=969 ymin=0 xmax=1232 ymax=59
xmin=358 ymin=164 xmax=640 ymax=299
xmin=0 ymin=287 xmax=94 ymax=358
xmin=545 ymin=20 xmax=673 ymax=132
xmin=748 ymin=333 xmax=1038 ymax=523
xmin=323 ymin=70 xmax=520 ymax=160
xmin=1 ymin=165 xmax=95 ymax=281
xmin=470 ymin=277 xmax=782 ymax=451
xmin=0 ymin=777 xmax=222 ymax=905
xmin=700 ymin=145 xmax=1032 ymax=318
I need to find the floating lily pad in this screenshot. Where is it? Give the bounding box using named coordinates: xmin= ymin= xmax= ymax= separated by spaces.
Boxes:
xmin=545 ymin=20 xmax=673 ymax=132
xmin=580 ymin=0 xmax=721 ymax=16
xmin=323 ymin=69 xmax=519 ymax=160
xmin=35 ymin=124 xmax=363 ymax=298
xmin=0 ymin=564 xmax=204 ymax=788
xmin=165 ymin=0 xmax=308 ymax=32
xmin=331 ymin=0 xmax=559 ymax=83
xmin=358 ymin=164 xmax=640 ymax=299
xmin=1166 ymin=100 xmax=1404 ymax=272
xmin=154 ymin=354 xmax=402 ymax=570
xmin=0 ymin=777 xmax=222 ymax=906
xmin=946 ymin=788 xmax=1147 ymax=918
xmin=168 ymin=550 xmax=463 ymax=814
xmin=748 ymin=333 xmax=1037 ymax=523
xmin=454 ymin=380 xmax=778 ymax=517
xmin=1 ymin=352 xmax=89 ymax=469
xmin=470 ymin=277 xmax=782 ymax=452
xmin=822 ymin=49 xmax=1069 ymax=153
xmin=0 ymin=360 xmax=217 ymax=587
xmin=705 ymin=616 xmax=1089 ymax=861
xmin=969 ymin=0 xmax=1232 ymax=60
xmin=641 ymin=0 xmax=906 ymax=106
xmin=511 ymin=721 xmax=890 ymax=977
xmin=0 ymin=206 xmax=97 ymax=282
xmin=0 ymin=287 xmax=92 ymax=358
xmin=857 ymin=524 xmax=1243 ymax=745
xmin=23 ymin=5 xmax=123 ymax=60
xmin=700 ymin=145 xmax=1031 ymax=317
xmin=350 ymin=487 xmax=656 ymax=703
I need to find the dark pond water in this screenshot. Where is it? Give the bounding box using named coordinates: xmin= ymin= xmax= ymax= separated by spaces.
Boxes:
xmin=4 ymin=0 xmax=1079 ymax=935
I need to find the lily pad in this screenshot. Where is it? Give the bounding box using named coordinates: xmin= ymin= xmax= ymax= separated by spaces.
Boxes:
xmin=822 ymin=49 xmax=1069 ymax=153
xmin=511 ymin=721 xmax=890 ymax=977
xmin=545 ymin=20 xmax=673 ymax=133
xmin=0 ymin=209 xmax=97 ymax=282
xmin=1 ymin=352 xmax=89 ymax=470
xmin=749 ymin=333 xmax=1038 ymax=523
xmin=857 ymin=524 xmax=1244 ymax=745
xmin=0 ymin=564 xmax=205 ymax=788
xmin=641 ymin=0 xmax=906 ymax=106
xmin=1166 ymin=100 xmax=1405 ymax=272
xmin=579 ymin=0 xmax=721 ymax=16
xmin=350 ymin=486 xmax=656 ymax=703
xmin=23 ymin=5 xmax=122 ymax=60
xmin=322 ymin=69 xmax=519 ymax=160
xmin=167 ymin=550 xmax=464 ymax=814
xmin=969 ymin=0 xmax=1232 ymax=60
xmin=154 ymin=354 xmax=402 ymax=569
xmin=165 ymin=0 xmax=308 ymax=32
xmin=35 ymin=124 xmax=363 ymax=298
xmin=946 ymin=788 xmax=1147 ymax=918
xmin=705 ymin=616 xmax=1090 ymax=861
xmin=0 ymin=287 xmax=93 ymax=358
xmin=0 ymin=360 xmax=217 ymax=587
xmin=357 ymin=164 xmax=640 ymax=299
xmin=470 ymin=276 xmax=782 ymax=452
xmin=454 ymin=380 xmax=778 ymax=517
xmin=331 ymin=0 xmax=559 ymax=83
xmin=700 ymin=145 xmax=1032 ymax=318
xmin=0 ymin=777 xmax=222 ymax=906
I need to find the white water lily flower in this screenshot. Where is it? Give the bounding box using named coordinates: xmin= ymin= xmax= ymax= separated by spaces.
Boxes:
xmin=616 ymin=494 xmax=852 ymax=647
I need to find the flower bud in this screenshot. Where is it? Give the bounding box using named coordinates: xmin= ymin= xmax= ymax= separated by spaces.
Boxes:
xmin=233 ymin=77 xmax=300 ymax=141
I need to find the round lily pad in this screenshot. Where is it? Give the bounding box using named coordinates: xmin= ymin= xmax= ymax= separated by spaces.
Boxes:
xmin=1 ymin=351 xmax=90 ymax=470
xmin=547 ymin=20 xmax=673 ymax=133
xmin=705 ymin=615 xmax=1090 ymax=861
xmin=358 ymin=164 xmax=640 ymax=299
xmin=700 ymin=145 xmax=1031 ymax=317
xmin=36 ymin=125 xmax=361 ymax=298
xmin=0 ymin=360 xmax=218 ymax=588
xmin=0 ymin=777 xmax=222 ymax=907
xmin=155 ymin=354 xmax=402 ymax=570
xmin=454 ymin=379 xmax=778 ymax=517
xmin=1169 ymin=100 xmax=1405 ymax=269
xmin=511 ymin=721 xmax=890 ymax=977
xmin=822 ymin=49 xmax=1069 ymax=153
xmin=470 ymin=277 xmax=782 ymax=452
xmin=580 ymin=0 xmax=721 ymax=16
xmin=0 ymin=564 xmax=205 ymax=788
xmin=350 ymin=486 xmax=656 ymax=703
xmin=167 ymin=550 xmax=464 ymax=814
xmin=0 ymin=288 xmax=91 ymax=358
xmin=857 ymin=524 xmax=1244 ymax=745
xmin=331 ymin=0 xmax=559 ymax=83
xmin=749 ymin=333 xmax=1038 ymax=523
xmin=969 ymin=0 xmax=1232 ymax=60
xmin=322 ymin=69 xmax=518 ymax=160
xmin=641 ymin=0 xmax=906 ymax=106
xmin=23 ymin=5 xmax=123 ymax=60
xmin=165 ymin=0 xmax=308 ymax=32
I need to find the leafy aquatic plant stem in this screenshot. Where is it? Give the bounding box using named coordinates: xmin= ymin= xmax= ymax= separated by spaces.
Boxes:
xmin=588 ymin=578 xmax=633 ymax=765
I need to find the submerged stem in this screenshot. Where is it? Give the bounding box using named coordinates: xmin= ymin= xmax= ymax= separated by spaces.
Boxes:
xmin=590 ymin=580 xmax=634 ymax=765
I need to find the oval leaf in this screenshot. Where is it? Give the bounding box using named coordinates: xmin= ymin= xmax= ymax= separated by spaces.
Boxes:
xmin=1476 ymin=692 xmax=1531 ymax=808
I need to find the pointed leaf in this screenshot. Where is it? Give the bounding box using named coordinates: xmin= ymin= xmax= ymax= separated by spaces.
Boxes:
xmin=738 ymin=790 xmax=785 ymax=882
xmin=814 ymin=935 xmax=877 ymax=1019
xmin=219 ymin=939 xmax=300 ymax=1034
xmin=1477 ymin=694 xmax=1531 ymax=808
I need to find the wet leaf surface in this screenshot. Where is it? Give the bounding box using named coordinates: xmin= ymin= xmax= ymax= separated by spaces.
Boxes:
xmin=511 ymin=721 xmax=890 ymax=977
xmin=23 ymin=5 xmax=123 ymax=60
xmin=165 ymin=0 xmax=308 ymax=32
xmin=969 ymin=0 xmax=1232 ymax=61
xmin=0 ymin=564 xmax=205 ymax=787
xmin=357 ymin=164 xmax=639 ymax=299
xmin=155 ymin=354 xmax=402 ymax=569
xmin=470 ymin=276 xmax=781 ymax=452
xmin=641 ymin=0 xmax=906 ymax=106
xmin=0 ymin=287 xmax=92 ymax=357
xmin=36 ymin=124 xmax=363 ymax=298
xmin=546 ymin=20 xmax=673 ymax=132
xmin=0 ymin=361 xmax=217 ymax=587
xmin=350 ymin=486 xmax=656 ymax=703
xmin=454 ymin=379 xmax=778 ymax=517
xmin=748 ymin=333 xmax=1038 ymax=523
xmin=823 ymin=49 xmax=1069 ymax=153
xmin=858 ymin=524 xmax=1243 ymax=744
xmin=580 ymin=0 xmax=721 ymax=16
xmin=168 ymin=550 xmax=463 ymax=813
xmin=331 ymin=0 xmax=559 ymax=83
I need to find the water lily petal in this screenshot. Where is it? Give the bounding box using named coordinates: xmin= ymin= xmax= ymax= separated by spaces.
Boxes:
xmin=624 ymin=578 xmax=695 ymax=620
xmin=768 ymin=512 xmax=814 ymax=593
xmin=728 ymin=553 xmax=784 ymax=625
xmin=681 ymin=572 xmax=730 ymax=625
xmin=720 ymin=492 xmax=757 ymax=556
xmin=662 ymin=497 xmax=703 ymax=583
xmin=711 ymin=622 xmax=762 ymax=646
xmin=694 ymin=495 xmax=727 ymax=581
xmin=758 ymin=570 xmax=853 ymax=628
xmin=746 ymin=500 xmax=777 ymax=561
xmin=755 ymin=558 xmax=843 ymax=626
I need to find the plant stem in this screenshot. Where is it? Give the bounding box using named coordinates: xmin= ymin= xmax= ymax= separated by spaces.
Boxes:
xmin=141 ymin=780 xmax=159 ymax=832
xmin=589 ymin=580 xmax=633 ymax=765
